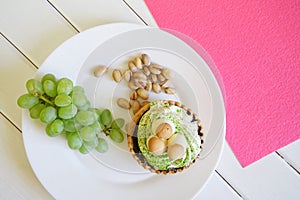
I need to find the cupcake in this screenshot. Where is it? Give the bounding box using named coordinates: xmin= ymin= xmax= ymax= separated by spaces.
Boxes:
xmin=127 ymin=100 xmax=204 ymax=174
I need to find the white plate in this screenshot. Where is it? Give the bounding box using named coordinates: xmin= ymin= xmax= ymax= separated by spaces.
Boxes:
xmin=22 ymin=23 xmax=226 ymax=199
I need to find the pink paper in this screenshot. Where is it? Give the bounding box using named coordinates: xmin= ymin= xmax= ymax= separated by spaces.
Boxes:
xmin=145 ymin=0 xmax=300 ymax=166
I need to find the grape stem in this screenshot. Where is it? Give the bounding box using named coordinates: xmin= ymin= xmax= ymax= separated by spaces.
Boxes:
xmin=102 ymin=126 xmax=111 ymax=136
xmin=35 ymin=93 xmax=56 ymax=107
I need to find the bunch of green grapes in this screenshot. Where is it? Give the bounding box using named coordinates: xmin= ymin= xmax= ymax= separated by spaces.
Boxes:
xmin=17 ymin=74 xmax=125 ymax=154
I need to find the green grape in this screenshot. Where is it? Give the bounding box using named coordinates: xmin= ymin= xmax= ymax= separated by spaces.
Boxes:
xmin=109 ymin=128 xmax=124 ymax=143
xmin=19 ymin=74 xmax=129 ymax=154
xmin=46 ymin=119 xmax=64 ymax=137
xmin=58 ymin=104 xmax=77 ymax=119
xmin=84 ymin=137 xmax=98 ymax=149
xmin=90 ymin=121 xmax=102 ymax=133
xmin=42 ymin=73 xmax=56 ymax=84
xmin=95 ymin=138 xmax=108 ymax=153
xmin=50 ymin=119 xmax=64 ymax=134
xmin=64 ymin=131 xmax=71 ymax=139
xmin=72 ymin=93 xmax=88 ymax=107
xmin=111 ymin=118 xmax=125 ymax=129
xmin=79 ymin=144 xmax=89 ymax=154
xmin=57 ymin=78 xmax=73 ymax=95
xmin=94 ymin=108 xmax=102 ymax=119
xmin=75 ymin=110 xmax=95 ymax=126
xmin=72 ymin=86 xmax=84 ymax=94
xmin=88 ymin=108 xmax=101 ymax=121
xmin=46 ymin=123 xmax=55 ymax=136
xmin=79 ymin=126 xmax=96 ymax=141
xmin=43 ymin=80 xmax=57 ymax=97
xmin=17 ymin=93 xmax=39 ymax=109
xmin=77 ymin=101 xmax=90 ymax=111
xmin=26 ymin=79 xmax=44 ymax=95
xmin=29 ymin=103 xmax=46 ymax=119
xmin=55 ymin=94 xmax=72 ymax=107
xmin=100 ymin=109 xmax=112 ymax=126
xmin=67 ymin=132 xmax=82 ymax=150
xmin=63 ymin=118 xmax=82 ymax=132
xmin=40 ymin=106 xmax=57 ymax=124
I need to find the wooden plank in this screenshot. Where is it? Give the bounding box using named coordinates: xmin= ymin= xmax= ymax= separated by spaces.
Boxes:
xmin=195 ymin=173 xmax=242 ymax=200
xmin=123 ymin=0 xmax=158 ymax=26
xmin=217 ymin=142 xmax=300 ymax=200
xmin=278 ymin=139 xmax=300 ymax=172
xmin=0 ymin=0 xmax=77 ymax=66
xmin=48 ymin=0 xmax=146 ymax=31
xmin=0 ymin=35 xmax=37 ymax=129
xmin=0 ymin=115 xmax=53 ymax=199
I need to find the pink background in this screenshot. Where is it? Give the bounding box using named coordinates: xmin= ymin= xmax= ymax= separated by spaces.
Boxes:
xmin=145 ymin=0 xmax=300 ymax=166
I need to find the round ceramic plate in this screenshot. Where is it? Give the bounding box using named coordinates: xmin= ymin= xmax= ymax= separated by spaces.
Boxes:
xmin=22 ymin=23 xmax=226 ymax=199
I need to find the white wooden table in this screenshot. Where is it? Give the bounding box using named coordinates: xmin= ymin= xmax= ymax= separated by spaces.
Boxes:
xmin=1 ymin=1 xmax=299 ymax=199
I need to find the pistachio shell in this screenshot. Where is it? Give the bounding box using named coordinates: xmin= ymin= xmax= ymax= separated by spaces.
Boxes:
xmin=164 ymin=87 xmax=176 ymax=94
xmin=141 ymin=54 xmax=151 ymax=66
xmin=150 ymin=74 xmax=157 ymax=82
xmin=128 ymin=81 xmax=138 ymax=90
xmin=134 ymin=79 xmax=147 ymax=88
xmin=128 ymin=61 xmax=138 ymax=72
xmin=132 ymin=100 xmax=141 ymax=114
xmin=133 ymin=72 xmax=147 ymax=80
xmin=162 ymin=68 xmax=171 ymax=79
xmin=143 ymin=66 xmax=151 ymax=76
xmin=93 ymin=65 xmax=107 ymax=77
xmin=150 ymin=63 xmax=163 ymax=69
xmin=129 ymin=91 xmax=138 ymax=100
xmin=112 ymin=69 xmax=122 ymax=82
xmin=134 ymin=57 xmax=143 ymax=69
xmin=158 ymin=74 xmax=166 ymax=82
xmin=160 ymin=80 xmax=170 ymax=88
xmin=144 ymin=80 xmax=152 ymax=91
xmin=117 ymin=98 xmax=131 ymax=109
xmin=152 ymin=83 xmax=161 ymax=93
xmin=149 ymin=66 xmax=161 ymax=75
xmin=123 ymin=70 xmax=132 ymax=82
xmin=136 ymin=88 xmax=149 ymax=100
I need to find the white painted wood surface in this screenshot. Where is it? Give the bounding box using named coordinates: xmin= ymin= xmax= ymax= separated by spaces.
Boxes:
xmin=278 ymin=140 xmax=300 ymax=172
xmin=124 ymin=0 xmax=158 ymax=26
xmin=0 ymin=115 xmax=52 ymax=199
xmin=0 ymin=35 xmax=36 ymax=128
xmin=0 ymin=0 xmax=77 ymax=66
xmin=48 ymin=0 xmax=146 ymax=31
xmin=217 ymin=143 xmax=300 ymax=200
xmin=0 ymin=1 xmax=299 ymax=199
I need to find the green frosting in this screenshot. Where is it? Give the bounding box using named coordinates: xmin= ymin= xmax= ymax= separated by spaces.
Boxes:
xmin=137 ymin=101 xmax=201 ymax=170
